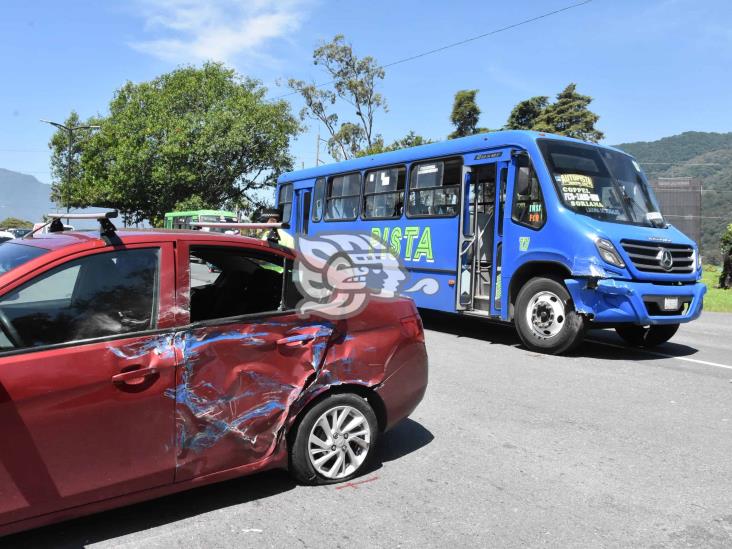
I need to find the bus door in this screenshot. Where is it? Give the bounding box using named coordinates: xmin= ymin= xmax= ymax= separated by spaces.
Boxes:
xmin=293 ymin=188 xmax=312 ymax=235
xmin=457 ymin=150 xmax=510 ymax=314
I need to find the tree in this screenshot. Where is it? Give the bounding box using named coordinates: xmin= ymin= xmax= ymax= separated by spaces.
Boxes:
xmin=50 ymin=63 xmax=300 ymax=226
xmin=356 ymin=131 xmax=434 ymax=157
xmin=0 ymin=217 xmax=34 ymax=229
xmin=505 ymin=96 xmax=549 ymax=130
xmin=449 ymin=90 xmax=485 ymax=139
xmin=532 ymin=83 xmax=604 ymax=142
xmin=722 ymin=223 xmax=732 ymax=252
xmin=172 ymin=195 xmax=213 ymax=212
xmin=48 ymin=111 xmax=100 ymax=208
xmin=288 ymin=35 xmax=387 ymax=161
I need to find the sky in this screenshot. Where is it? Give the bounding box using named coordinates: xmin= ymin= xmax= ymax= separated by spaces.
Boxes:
xmin=0 ymin=0 xmax=731 ymax=185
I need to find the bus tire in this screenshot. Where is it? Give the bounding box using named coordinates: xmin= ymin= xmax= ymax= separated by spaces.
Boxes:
xmin=615 ymin=324 xmax=679 ymax=347
xmin=514 ymin=276 xmax=585 ymax=355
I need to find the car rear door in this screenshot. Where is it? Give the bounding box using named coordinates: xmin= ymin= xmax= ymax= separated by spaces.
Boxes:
xmin=0 ymin=243 xmax=177 ymax=526
xmin=173 ymin=241 xmax=335 ymax=481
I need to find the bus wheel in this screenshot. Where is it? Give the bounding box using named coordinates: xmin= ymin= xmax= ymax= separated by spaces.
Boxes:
xmin=515 ymin=277 xmax=586 ymax=355
xmin=615 ymin=324 xmax=679 ymax=347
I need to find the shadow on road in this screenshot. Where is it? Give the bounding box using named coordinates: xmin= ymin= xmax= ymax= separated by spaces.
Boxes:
xmin=3 ymin=419 xmax=433 ymax=549
xmin=420 ymin=309 xmax=703 ymax=363
xmin=581 ymin=328 xmax=701 ymax=361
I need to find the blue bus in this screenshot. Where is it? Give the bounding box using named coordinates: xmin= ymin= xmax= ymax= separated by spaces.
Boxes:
xmin=275 ymin=130 xmax=706 ymax=354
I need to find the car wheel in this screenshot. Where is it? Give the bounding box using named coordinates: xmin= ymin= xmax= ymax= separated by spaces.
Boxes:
xmin=290 ymin=393 xmax=378 ymax=485
xmin=515 ymin=276 xmax=586 ymax=355
xmin=615 ymin=324 xmax=679 ymax=347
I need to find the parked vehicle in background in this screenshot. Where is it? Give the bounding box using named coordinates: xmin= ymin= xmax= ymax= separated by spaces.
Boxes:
xmin=163 ymin=209 xmax=237 ymax=232
xmin=3 ymin=229 xmax=32 ymax=239
xmin=0 ymin=231 xmax=15 ymax=243
xmin=275 ymin=130 xmax=706 ymax=354
xmin=0 ymin=213 xmax=427 ymax=536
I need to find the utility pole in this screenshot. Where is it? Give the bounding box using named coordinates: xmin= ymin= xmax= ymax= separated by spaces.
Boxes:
xmin=315 ymin=129 xmax=328 ymax=166
xmin=41 ymin=119 xmax=100 ymax=218
xmin=315 ymin=130 xmax=320 ymax=167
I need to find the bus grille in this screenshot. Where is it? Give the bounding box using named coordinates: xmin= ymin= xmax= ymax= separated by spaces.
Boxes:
xmin=620 ymin=240 xmax=694 ymax=274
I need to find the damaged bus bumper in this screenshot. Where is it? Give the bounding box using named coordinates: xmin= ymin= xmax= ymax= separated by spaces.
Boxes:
xmin=564 ymin=278 xmax=707 ymax=325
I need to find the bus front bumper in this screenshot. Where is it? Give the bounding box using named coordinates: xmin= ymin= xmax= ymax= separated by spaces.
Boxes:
xmin=564 ymin=278 xmax=707 ymax=326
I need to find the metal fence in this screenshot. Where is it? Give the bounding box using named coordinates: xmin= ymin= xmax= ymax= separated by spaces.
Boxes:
xmin=649 ymin=177 xmax=702 ymax=245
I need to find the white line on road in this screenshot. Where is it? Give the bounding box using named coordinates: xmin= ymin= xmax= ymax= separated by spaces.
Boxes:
xmin=587 ymin=339 xmax=732 ymax=371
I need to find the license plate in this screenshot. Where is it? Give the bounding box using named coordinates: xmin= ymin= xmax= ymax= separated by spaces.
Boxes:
xmin=663 ymin=297 xmax=679 ymax=311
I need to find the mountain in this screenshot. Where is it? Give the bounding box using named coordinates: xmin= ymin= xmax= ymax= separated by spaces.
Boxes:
xmin=0 ymin=169 xmax=106 ymax=229
xmin=0 ymin=168 xmax=56 ymax=224
xmin=614 ymin=132 xmax=732 ymax=263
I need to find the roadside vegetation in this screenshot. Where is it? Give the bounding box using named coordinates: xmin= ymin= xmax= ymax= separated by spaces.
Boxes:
xmin=701 ymin=266 xmax=732 ymax=312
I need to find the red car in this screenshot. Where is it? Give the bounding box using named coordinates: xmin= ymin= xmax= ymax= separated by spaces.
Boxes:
xmin=0 ymin=221 xmax=427 ymax=536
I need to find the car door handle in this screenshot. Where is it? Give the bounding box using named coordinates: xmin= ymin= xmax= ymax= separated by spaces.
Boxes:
xmin=276 ymin=334 xmax=317 ymax=347
xmin=112 ymin=366 xmax=158 ymax=385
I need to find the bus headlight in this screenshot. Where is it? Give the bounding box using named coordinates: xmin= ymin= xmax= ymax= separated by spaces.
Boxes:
xmin=595 ymin=238 xmax=626 ymax=268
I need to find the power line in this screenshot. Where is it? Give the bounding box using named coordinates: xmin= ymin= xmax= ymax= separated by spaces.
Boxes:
xmin=271 ymin=0 xmax=593 ymax=100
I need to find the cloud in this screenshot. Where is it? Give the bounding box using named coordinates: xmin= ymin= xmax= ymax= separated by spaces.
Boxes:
xmin=129 ymin=0 xmax=311 ymax=64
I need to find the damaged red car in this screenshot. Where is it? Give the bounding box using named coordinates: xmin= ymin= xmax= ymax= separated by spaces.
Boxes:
xmin=0 ymin=214 xmax=428 ymax=536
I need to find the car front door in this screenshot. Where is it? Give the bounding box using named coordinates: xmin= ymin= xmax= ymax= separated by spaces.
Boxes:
xmin=0 ymin=244 xmax=177 ymax=526
xmin=173 ymin=242 xmax=336 ymax=481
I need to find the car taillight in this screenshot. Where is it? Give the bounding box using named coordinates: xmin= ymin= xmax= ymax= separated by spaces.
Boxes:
xmin=400 ymin=314 xmax=425 ymax=343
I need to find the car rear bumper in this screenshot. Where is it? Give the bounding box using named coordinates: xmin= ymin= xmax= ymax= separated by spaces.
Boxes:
xmin=375 ymin=341 xmax=428 ymax=431
xmin=565 ymin=278 xmax=707 ymax=326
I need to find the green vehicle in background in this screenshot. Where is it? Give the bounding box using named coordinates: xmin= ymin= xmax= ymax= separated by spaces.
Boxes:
xmin=163 ymin=210 xmax=237 ymax=232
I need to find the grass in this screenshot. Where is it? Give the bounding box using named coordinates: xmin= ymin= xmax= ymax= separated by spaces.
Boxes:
xmin=701 ymin=265 xmax=732 ymax=313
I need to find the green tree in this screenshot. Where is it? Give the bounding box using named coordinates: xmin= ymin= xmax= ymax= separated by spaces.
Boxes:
xmin=356 ymin=131 xmax=434 ymax=157
xmin=48 ymin=111 xmax=100 ymax=209
xmin=449 ymin=90 xmax=484 ymax=139
xmin=0 ymin=217 xmax=34 ymax=229
xmin=172 ymin=195 xmax=213 ymax=212
xmin=532 ymin=83 xmax=604 ymax=142
xmin=288 ymin=34 xmax=387 ymax=161
xmin=505 ymin=96 xmax=549 ymax=130
xmin=50 ymin=63 xmax=300 ymax=226
xmin=721 ymin=223 xmax=732 ymax=252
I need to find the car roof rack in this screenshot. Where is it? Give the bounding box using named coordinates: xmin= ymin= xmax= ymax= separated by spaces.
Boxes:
xmin=27 ymin=211 xmax=120 ymax=244
xmin=190 ymin=221 xmax=289 ymax=243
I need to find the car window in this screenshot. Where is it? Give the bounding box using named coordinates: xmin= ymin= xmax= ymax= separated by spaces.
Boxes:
xmin=188 ymin=246 xmax=302 ymax=322
xmin=0 ymin=248 xmax=159 ymax=350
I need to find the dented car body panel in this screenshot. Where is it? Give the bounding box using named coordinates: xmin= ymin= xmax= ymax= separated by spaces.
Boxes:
xmin=0 ymin=230 xmax=428 ymax=536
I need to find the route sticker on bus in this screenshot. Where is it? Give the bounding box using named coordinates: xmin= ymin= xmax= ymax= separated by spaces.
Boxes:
xmin=557 ymin=173 xmax=605 ymax=209
xmin=418 ymin=164 xmax=438 ymax=174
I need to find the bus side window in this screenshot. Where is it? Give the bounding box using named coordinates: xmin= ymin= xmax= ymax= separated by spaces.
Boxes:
xmin=362 ymin=166 xmax=406 ymax=219
xmin=407 ymin=158 xmax=461 ymax=217
xmin=324 ymin=173 xmax=360 ymax=221
xmin=278 ymin=184 xmax=293 ymax=223
xmin=511 ymin=156 xmax=545 ymax=230
xmin=312 ymin=178 xmax=326 ymax=222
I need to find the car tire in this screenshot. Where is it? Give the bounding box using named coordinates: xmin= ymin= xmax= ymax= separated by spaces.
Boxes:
xmin=289 ymin=393 xmax=378 ymax=485
xmin=514 ymin=276 xmax=586 ymax=355
xmin=615 ymin=324 xmax=679 ymax=347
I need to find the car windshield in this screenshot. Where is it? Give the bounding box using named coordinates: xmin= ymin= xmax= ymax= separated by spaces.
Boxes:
xmin=0 ymin=241 xmax=48 ymax=276
xmin=538 ymin=140 xmax=664 ymax=227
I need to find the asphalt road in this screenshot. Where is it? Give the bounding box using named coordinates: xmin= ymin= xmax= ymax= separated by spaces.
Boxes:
xmin=6 ymin=311 xmax=732 ymax=548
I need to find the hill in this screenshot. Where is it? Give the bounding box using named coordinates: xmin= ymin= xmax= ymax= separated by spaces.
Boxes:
xmin=0 ymin=168 xmax=56 ymax=223
xmin=615 ymin=132 xmax=732 ymax=263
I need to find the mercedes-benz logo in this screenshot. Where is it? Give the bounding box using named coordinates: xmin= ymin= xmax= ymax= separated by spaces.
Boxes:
xmin=656 ymin=248 xmax=674 ymax=271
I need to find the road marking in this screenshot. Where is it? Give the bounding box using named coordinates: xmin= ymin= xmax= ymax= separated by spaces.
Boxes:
xmin=587 ymin=339 xmax=732 ymax=371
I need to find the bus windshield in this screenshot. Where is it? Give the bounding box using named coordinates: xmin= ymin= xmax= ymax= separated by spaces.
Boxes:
xmin=538 ymin=140 xmax=665 ymax=228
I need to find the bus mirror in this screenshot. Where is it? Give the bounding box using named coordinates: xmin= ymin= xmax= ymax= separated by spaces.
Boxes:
xmin=515 ymin=166 xmax=531 ymax=196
